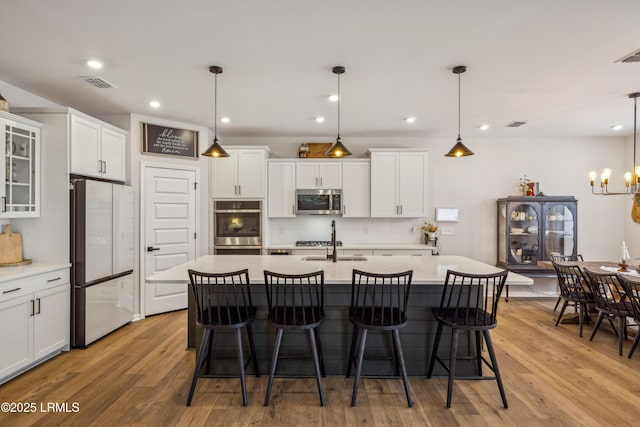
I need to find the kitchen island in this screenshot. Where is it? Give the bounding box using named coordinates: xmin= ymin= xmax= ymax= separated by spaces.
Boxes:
xmin=147 ymin=255 xmax=532 ymax=376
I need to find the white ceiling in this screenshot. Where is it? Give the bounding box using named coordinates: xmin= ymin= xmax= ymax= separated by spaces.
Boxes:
xmin=1 ymin=0 xmax=640 ymax=140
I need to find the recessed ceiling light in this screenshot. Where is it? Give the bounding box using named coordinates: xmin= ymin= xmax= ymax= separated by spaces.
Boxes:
xmin=220 ymin=117 xmax=230 ymax=123
xmin=611 ymin=124 xmax=623 ymax=130
xmin=329 ymin=94 xmax=339 ymax=102
xmin=405 ymin=116 xmax=416 ymax=123
xmin=87 ymin=59 xmax=103 ymax=69
xmin=315 ymin=116 xmax=325 ymax=123
xmin=149 ymin=100 xmax=160 ymax=108
xmin=479 ymin=124 xmax=490 ymax=130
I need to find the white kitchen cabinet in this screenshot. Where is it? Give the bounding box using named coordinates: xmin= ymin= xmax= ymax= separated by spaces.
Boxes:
xmin=267 ymin=160 xmax=296 ymax=217
xmin=296 ymin=161 xmax=342 ymax=189
xmin=0 ymin=266 xmax=70 ymax=385
xmin=211 ymin=147 xmax=267 ymax=198
xmin=370 ymin=150 xmax=428 ymax=217
xmin=0 ymin=111 xmax=42 ymax=218
xmin=70 ymin=113 xmax=126 ymax=182
xmin=342 ymin=161 xmax=370 ymax=217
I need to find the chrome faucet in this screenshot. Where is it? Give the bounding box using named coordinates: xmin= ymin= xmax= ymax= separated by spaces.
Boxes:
xmin=330 ymin=219 xmax=337 ymax=262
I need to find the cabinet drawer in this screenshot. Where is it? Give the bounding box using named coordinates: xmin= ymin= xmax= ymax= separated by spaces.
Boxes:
xmin=342 ymin=249 xmax=374 ymax=256
xmin=0 ymin=268 xmax=70 ymax=302
xmin=371 ymin=249 xmax=432 ymax=256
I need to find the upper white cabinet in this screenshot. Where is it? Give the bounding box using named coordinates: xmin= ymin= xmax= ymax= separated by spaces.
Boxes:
xmin=370 ymin=150 xmax=428 ymax=217
xmin=0 ymin=112 xmax=41 ymax=218
xmin=342 ymin=161 xmax=370 ymax=217
xmin=296 ymin=161 xmax=342 ymax=189
xmin=70 ymin=114 xmax=126 ymax=182
xmin=211 ymin=147 xmax=267 ymax=199
xmin=267 ymin=160 xmax=296 ymax=217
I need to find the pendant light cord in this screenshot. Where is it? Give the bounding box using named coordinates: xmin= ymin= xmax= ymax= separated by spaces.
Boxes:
xmin=214 ymin=72 xmax=218 ymax=140
xmin=634 ymin=94 xmax=637 ymax=173
xmin=457 ymin=71 xmax=461 ymax=139
xmin=337 ymin=72 xmax=341 ymax=139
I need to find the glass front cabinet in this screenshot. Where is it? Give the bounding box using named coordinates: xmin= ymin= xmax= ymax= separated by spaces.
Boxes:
xmin=0 ymin=111 xmax=41 ymax=217
xmin=497 ymin=196 xmax=577 ymax=272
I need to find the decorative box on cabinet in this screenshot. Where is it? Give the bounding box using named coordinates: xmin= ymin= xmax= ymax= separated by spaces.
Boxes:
xmin=497 ymin=196 xmax=577 ymax=273
xmin=0 ymin=266 xmax=70 ymax=384
xmin=370 ymin=149 xmax=428 ymax=217
xmin=0 ymin=111 xmax=41 ymax=217
xmin=211 ymin=147 xmax=268 ymax=198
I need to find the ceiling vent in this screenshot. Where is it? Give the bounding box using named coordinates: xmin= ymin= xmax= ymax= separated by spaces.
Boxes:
xmin=616 ymin=48 xmax=640 ymax=63
xmin=507 ymin=121 xmax=527 ymax=127
xmin=79 ymin=76 xmax=117 ymax=88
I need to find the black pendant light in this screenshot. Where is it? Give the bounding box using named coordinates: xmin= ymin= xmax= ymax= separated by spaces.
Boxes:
xmin=201 ymin=65 xmax=230 ymax=158
xmin=326 ymin=66 xmax=352 ymax=157
xmin=445 ymin=65 xmax=474 ymax=157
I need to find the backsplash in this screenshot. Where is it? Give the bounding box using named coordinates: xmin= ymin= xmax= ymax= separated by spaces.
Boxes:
xmin=265 ymin=216 xmax=427 ymax=246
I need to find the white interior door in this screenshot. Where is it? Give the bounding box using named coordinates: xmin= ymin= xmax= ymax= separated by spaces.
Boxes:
xmin=144 ymin=166 xmax=196 ymax=315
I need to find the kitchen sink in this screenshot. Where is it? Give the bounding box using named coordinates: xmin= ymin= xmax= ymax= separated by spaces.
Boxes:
xmin=302 ymin=256 xmax=368 ymax=261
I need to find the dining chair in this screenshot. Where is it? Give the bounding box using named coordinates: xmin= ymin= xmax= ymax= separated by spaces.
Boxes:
xmin=617 ymin=274 xmax=640 ymax=358
xmin=551 ymin=253 xmax=584 ymax=311
xmin=427 ymin=269 xmax=509 ymax=408
xmin=263 ymin=270 xmax=326 ymax=406
xmin=186 ymin=269 xmax=259 ymax=406
xmin=583 ymin=269 xmax=634 ymax=355
xmin=552 ymin=261 xmax=593 ymax=337
xmin=346 ymin=269 xmax=414 ymax=407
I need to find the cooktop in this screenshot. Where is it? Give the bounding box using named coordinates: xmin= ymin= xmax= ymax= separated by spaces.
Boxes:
xmin=296 ymin=240 xmax=343 ymax=247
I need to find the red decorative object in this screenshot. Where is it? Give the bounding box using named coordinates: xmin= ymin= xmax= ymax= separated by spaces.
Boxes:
xmin=526 ymin=182 xmax=535 ymax=196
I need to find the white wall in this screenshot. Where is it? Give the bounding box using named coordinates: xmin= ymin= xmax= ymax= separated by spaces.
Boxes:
xmin=224 ymin=135 xmax=629 ymax=265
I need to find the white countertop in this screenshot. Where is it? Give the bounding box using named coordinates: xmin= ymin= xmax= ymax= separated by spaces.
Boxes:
xmin=0 ymin=262 xmax=71 ymax=283
xmin=147 ymin=255 xmax=532 ymax=285
xmin=266 ymin=243 xmax=437 ymax=251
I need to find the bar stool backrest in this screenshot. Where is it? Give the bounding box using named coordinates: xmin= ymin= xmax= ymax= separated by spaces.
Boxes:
xmin=187 ymin=269 xmax=253 ymax=328
xmin=435 ymin=269 xmax=508 ymax=328
xmin=350 ymin=269 xmax=413 ymax=328
xmin=263 ymin=270 xmax=325 ymax=327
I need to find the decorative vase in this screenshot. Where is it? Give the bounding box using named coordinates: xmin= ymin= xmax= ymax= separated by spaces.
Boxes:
xmin=0 ymin=92 xmax=9 ymax=113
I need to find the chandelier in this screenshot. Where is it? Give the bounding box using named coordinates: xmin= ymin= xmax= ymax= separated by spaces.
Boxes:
xmin=589 ymin=92 xmax=639 ymax=195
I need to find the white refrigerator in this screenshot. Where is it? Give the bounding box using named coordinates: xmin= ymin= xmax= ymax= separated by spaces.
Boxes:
xmin=70 ymin=179 xmax=135 ymax=347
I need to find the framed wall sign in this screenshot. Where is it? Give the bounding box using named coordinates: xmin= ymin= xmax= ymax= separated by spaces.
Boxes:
xmin=435 ymin=207 xmax=459 ymax=222
xmin=142 ymin=122 xmax=199 ymax=158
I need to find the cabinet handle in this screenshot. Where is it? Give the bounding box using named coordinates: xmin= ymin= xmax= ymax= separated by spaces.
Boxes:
xmin=343 ymin=205 xmax=346 ymax=215
xmin=2 ymin=287 xmax=21 ymax=294
xmin=30 ymin=299 xmax=35 ymax=316
xmin=292 ymin=205 xmax=295 ymax=215
xmin=47 ymin=277 xmax=61 ymax=283
xmin=98 ymin=160 xmax=102 ymax=173
xmin=238 ymin=185 xmax=241 ymax=195
xmin=36 ymin=298 xmax=41 ymax=314
xmin=1 ymin=196 xmax=5 ymax=212
xmin=320 ymin=177 xmax=323 ymax=187
xmin=103 ymin=161 xmax=107 ymax=174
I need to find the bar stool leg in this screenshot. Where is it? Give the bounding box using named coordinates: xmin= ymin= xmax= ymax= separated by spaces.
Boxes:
xmin=235 ymin=328 xmax=248 ymax=406
xmin=392 ymin=329 xmax=412 ymax=407
xmin=246 ymin=323 xmax=260 ymax=377
xmin=264 ymin=328 xmax=284 ymax=406
xmin=351 ymin=328 xmax=368 ymax=407
xmin=187 ymin=329 xmax=211 ymax=406
xmin=426 ymin=321 xmax=443 ymax=378
xmin=346 ymin=325 xmax=359 ymax=378
xmin=446 ymin=328 xmax=459 ymax=408
xmin=308 ymin=328 xmax=326 ymax=406
xmin=484 ymin=330 xmax=508 ymax=408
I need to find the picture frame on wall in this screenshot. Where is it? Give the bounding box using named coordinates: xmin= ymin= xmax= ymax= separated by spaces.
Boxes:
xmin=141 ymin=122 xmax=199 ymax=158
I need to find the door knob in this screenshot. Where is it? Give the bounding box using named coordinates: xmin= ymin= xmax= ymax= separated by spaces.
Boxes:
xmin=147 ymin=246 xmax=160 ymax=252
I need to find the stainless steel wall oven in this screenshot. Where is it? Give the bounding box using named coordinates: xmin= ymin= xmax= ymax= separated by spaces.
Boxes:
xmin=213 ymin=200 xmax=262 ymax=255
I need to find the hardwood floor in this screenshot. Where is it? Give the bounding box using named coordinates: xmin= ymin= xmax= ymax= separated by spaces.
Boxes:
xmin=1 ymin=298 xmax=640 ymax=426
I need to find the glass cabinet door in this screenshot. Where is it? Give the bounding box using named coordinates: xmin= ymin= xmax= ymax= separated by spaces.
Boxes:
xmin=3 ymin=119 xmax=40 ymax=217
xmin=508 ymin=203 xmax=540 ymax=265
xmin=542 ymin=202 xmax=576 ymax=259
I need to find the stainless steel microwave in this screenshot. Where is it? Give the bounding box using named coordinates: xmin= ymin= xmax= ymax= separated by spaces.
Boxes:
xmin=296 ymin=189 xmax=342 ymax=215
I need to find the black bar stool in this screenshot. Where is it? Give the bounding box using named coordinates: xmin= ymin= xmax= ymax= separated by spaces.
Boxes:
xmin=346 ymin=269 xmax=414 ymax=407
xmin=263 ymin=270 xmax=326 ymax=406
xmin=186 ymin=269 xmax=259 ymax=406
xmin=427 ymin=269 xmax=509 ymax=408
